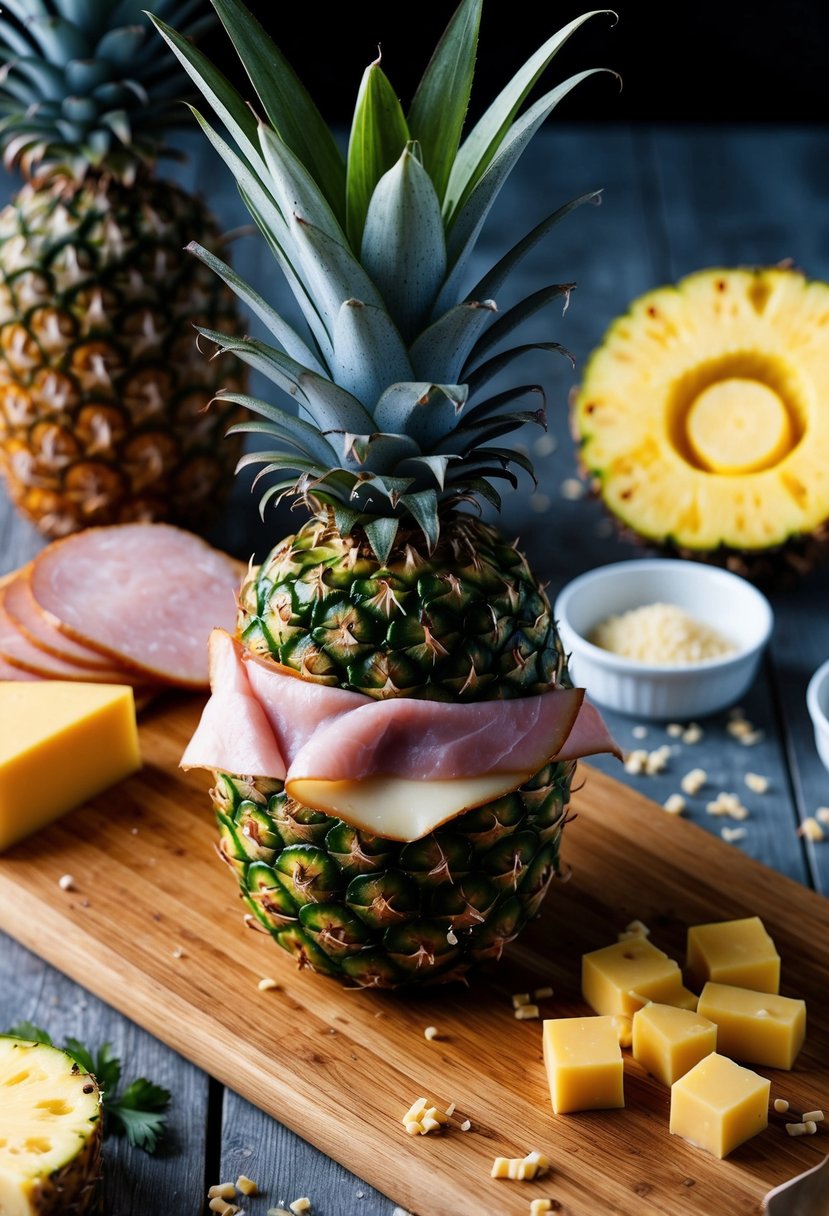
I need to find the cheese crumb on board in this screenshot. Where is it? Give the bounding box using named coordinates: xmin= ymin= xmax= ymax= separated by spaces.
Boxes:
xmin=798 ymin=817 xmax=825 ymax=842
xmin=786 ymin=1120 xmax=817 ymax=1137
xmin=512 ymin=992 xmax=531 ymax=1009
xmin=588 ymin=603 xmax=736 ymax=665
xmin=663 ymin=793 xmax=686 ymax=815
xmin=773 ymin=1098 xmax=790 ymax=1114
xmin=258 ymin=977 xmax=280 ymax=992
xmin=0 ymin=682 xmax=140 ymax=851
xmin=530 ymin=1201 xmax=553 ymax=1216
xmin=745 ymin=772 xmax=770 ymax=793
xmin=208 ymin=1184 xmax=237 ymax=1201
xmin=515 ymin=1004 xmax=540 ymax=1020
xmin=491 ymin=1151 xmax=550 ymax=1181
xmin=402 ymin=1097 xmax=449 ymax=1135
xmin=424 ymin=1025 xmax=440 ymax=1041
xmin=680 ymin=768 xmax=707 ymax=795
xmin=58 ymin=874 xmax=76 ymax=891
xmin=289 ymin=1200 xmax=311 ymax=1215
xmin=236 ymin=1176 xmax=258 ymax=1197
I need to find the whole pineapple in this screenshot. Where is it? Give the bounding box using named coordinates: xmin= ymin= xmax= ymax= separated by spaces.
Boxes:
xmin=0 ymin=0 xmax=246 ymax=538
xmin=160 ymin=0 xmax=618 ymax=988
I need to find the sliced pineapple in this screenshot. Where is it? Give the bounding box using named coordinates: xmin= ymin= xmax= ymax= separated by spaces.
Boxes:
xmin=573 ymin=267 xmax=829 ymax=573
xmin=0 ymin=1036 xmax=102 ymax=1216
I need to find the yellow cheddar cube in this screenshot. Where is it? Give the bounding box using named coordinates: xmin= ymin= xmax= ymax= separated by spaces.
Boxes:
xmin=582 ymin=938 xmax=683 ymax=1016
xmin=0 ymin=682 xmax=140 ymax=851
xmin=670 ymin=1052 xmax=769 ymax=1158
xmin=696 ymin=982 xmax=806 ymax=1070
xmin=542 ymin=1016 xmax=624 ymax=1114
xmin=686 ymin=916 xmax=780 ymax=994
xmin=632 ymin=1003 xmax=718 ymax=1087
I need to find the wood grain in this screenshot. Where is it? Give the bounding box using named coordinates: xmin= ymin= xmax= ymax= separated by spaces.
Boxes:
xmin=0 ymin=691 xmax=825 ymax=1216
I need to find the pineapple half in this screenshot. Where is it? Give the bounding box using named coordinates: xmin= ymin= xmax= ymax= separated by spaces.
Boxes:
xmin=572 ymin=266 xmax=829 ymax=582
xmin=0 ymin=1036 xmax=102 ymax=1216
xmin=0 ymin=0 xmax=246 ymax=539
xmin=158 ymin=0 xmax=618 ymax=988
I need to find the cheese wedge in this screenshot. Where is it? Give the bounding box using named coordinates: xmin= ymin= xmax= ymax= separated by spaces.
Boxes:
xmin=0 ymin=682 xmax=140 ymax=850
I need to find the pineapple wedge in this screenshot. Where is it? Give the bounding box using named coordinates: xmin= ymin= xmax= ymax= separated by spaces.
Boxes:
xmin=0 ymin=1036 xmax=102 ymax=1216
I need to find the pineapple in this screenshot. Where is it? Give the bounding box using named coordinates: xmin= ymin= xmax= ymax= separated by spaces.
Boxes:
xmin=0 ymin=1 xmax=246 ymax=539
xmin=572 ymin=266 xmax=829 ymax=583
xmin=0 ymin=1035 xmax=102 ymax=1215
xmin=157 ymin=0 xmax=617 ymax=988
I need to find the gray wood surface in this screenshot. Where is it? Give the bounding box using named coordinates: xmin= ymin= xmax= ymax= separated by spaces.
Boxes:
xmin=1 ymin=123 xmax=828 ymax=1214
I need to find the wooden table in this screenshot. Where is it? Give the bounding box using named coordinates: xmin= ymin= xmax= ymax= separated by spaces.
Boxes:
xmin=1 ymin=123 xmax=828 ymax=1214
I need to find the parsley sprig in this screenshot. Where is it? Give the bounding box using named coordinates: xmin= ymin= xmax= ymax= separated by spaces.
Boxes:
xmin=4 ymin=1021 xmax=171 ymax=1153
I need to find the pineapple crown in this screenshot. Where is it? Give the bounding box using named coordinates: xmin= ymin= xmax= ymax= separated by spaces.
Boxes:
xmin=152 ymin=0 xmax=614 ymax=562
xmin=0 ymin=0 xmax=215 ymax=184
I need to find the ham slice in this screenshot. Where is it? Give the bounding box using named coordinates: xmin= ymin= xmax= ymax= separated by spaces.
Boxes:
xmin=0 ymin=656 xmax=39 ymax=681
xmin=29 ymin=523 xmax=240 ymax=689
xmin=183 ymin=629 xmax=622 ymax=840
xmin=4 ymin=570 xmax=114 ymax=670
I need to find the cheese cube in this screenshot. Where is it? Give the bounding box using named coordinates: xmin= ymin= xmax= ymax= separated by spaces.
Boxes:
xmin=696 ymin=982 xmax=806 ymax=1070
xmin=686 ymin=916 xmax=780 ymax=993
xmin=542 ymin=1016 xmax=624 ymax=1114
xmin=0 ymin=682 xmax=140 ymax=851
xmin=632 ymin=1003 xmax=718 ymax=1086
xmin=670 ymin=1052 xmax=769 ymax=1158
xmin=582 ymin=938 xmax=683 ymax=1016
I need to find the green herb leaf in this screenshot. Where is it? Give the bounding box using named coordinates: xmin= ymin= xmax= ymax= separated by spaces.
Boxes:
xmin=106 ymin=1079 xmax=172 ymax=1154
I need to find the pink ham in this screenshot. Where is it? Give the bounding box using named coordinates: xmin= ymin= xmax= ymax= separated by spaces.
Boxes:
xmin=0 ymin=588 xmax=143 ymax=683
xmin=4 ymin=570 xmax=114 ymax=670
xmin=0 ymin=655 xmax=39 ymax=681
xmin=29 ymin=523 xmax=241 ymax=689
xmin=184 ymin=628 xmax=622 ymax=784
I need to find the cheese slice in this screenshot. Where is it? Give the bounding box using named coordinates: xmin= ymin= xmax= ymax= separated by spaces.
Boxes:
xmin=0 ymin=682 xmax=140 ymax=850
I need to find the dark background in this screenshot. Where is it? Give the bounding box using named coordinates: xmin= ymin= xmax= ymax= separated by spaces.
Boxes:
xmin=199 ymin=1 xmax=829 ymax=126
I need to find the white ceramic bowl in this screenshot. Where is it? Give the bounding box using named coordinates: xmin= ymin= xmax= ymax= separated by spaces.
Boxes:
xmin=553 ymin=559 xmax=774 ymax=720
xmin=806 ymin=658 xmax=829 ymax=771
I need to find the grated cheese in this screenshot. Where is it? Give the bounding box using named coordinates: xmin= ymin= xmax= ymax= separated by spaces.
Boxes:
xmin=589 ymin=602 xmax=736 ymax=665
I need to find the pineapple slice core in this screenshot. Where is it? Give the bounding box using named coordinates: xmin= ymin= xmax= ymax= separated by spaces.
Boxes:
xmin=685 ymin=378 xmax=795 ymax=473
xmin=0 ymin=1038 xmax=101 ymax=1216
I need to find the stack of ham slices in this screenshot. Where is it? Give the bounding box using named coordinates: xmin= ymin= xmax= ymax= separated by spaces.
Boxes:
xmin=0 ymin=523 xmax=241 ymax=694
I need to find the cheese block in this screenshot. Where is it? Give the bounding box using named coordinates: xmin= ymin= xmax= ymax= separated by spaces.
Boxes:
xmin=582 ymin=937 xmax=684 ymax=1016
xmin=669 ymin=1052 xmax=769 ymax=1158
xmin=632 ymin=1002 xmax=718 ymax=1087
xmin=686 ymin=916 xmax=780 ymax=993
xmin=0 ymin=682 xmax=140 ymax=851
xmin=542 ymin=1016 xmax=625 ymax=1114
xmin=696 ymin=981 xmax=806 ymax=1070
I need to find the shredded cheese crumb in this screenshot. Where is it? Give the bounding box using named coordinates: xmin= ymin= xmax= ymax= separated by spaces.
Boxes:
xmin=816 ymin=807 xmax=829 ymax=826
xmin=444 ymin=1102 xmax=456 ymax=1118
xmin=512 ymin=992 xmax=531 ymax=1009
xmin=208 ymin=1200 xmax=240 ymax=1216
xmin=706 ymin=791 xmax=749 ymax=820
xmin=663 ymin=793 xmax=687 ymax=815
xmin=289 ymin=1200 xmax=312 ymax=1215
xmin=534 ymin=985 xmax=554 ymax=999
xmin=786 ymin=1121 xmax=817 ymax=1137
xmin=58 ymin=874 xmax=75 ymax=891
xmin=514 ymin=1004 xmax=540 ymax=1020
xmin=531 ymin=1201 xmax=553 ymax=1216
xmin=424 ymin=1026 xmax=439 ymax=1041
xmin=624 ymin=749 xmax=648 ymax=774
xmin=632 ymin=725 xmax=648 ymax=739
xmin=645 ymin=745 xmax=672 ymax=775
xmin=402 ymin=1097 xmax=449 ymax=1135
xmin=721 ymin=826 xmax=747 ymax=843
xmin=171 ymin=946 xmax=185 ymax=959
xmin=681 ymin=768 xmax=707 ymax=795
xmin=799 ymin=817 xmax=825 ymax=842
xmin=682 ymin=724 xmax=703 ymax=745
xmin=258 ymin=977 xmax=280 ymax=992
xmin=745 ymin=772 xmax=770 ymax=794
xmin=460 ymin=1119 xmax=472 ymax=1131
xmin=208 ymin=1185 xmax=237 ymax=1201
xmin=667 ymin=723 xmax=684 ymax=737
xmin=236 ymin=1176 xmax=258 ymax=1197
xmin=801 ymin=1109 xmax=824 ymax=1122
xmin=589 ymin=603 xmax=736 ymax=665
xmin=491 ymin=1151 xmax=550 ymax=1181
xmin=773 ymin=1098 xmax=790 ymax=1114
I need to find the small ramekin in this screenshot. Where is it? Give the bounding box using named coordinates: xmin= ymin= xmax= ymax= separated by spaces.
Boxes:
xmin=806 ymin=658 xmax=829 ymax=772
xmin=553 ymin=559 xmax=774 ymax=721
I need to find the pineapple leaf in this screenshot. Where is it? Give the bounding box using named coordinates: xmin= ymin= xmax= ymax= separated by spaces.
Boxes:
xmin=466 ymin=340 xmax=574 ymax=396
xmin=464 ymin=283 xmax=575 ymax=374
xmin=186 ymin=241 xmax=326 ymax=375
xmin=445 ymin=68 xmax=610 ymax=279
xmin=444 ymin=10 xmax=614 ymax=220
xmin=407 ymin=0 xmax=482 ymax=205
xmin=64 ymin=1038 xmax=121 ymax=1094
xmin=289 ymin=214 xmax=388 ymax=341
xmin=399 ymin=488 xmax=441 ymax=551
xmin=409 ymin=299 xmax=497 ymax=383
xmin=148 ymin=13 xmax=263 ymax=175
xmin=258 ymin=121 xmax=345 ymax=245
xmin=363 ymin=516 xmax=399 ymax=564
xmin=342 ymin=432 xmax=421 ymax=472
xmin=461 ymin=383 xmax=545 ymax=426
xmin=346 ymin=61 xmax=411 ymax=250
xmin=396 ymin=454 xmax=457 ymax=490
xmin=361 ymin=144 xmax=447 ymax=343
xmin=331 ymin=299 xmax=413 ymax=409
xmin=209 ymin=0 xmax=346 ymax=223
xmin=373 ymin=381 xmax=468 ymax=446
xmin=467 ymin=189 xmax=602 ymax=303
xmin=459 ymin=475 xmax=502 ymax=511
xmin=224 ymin=408 xmax=340 ymax=465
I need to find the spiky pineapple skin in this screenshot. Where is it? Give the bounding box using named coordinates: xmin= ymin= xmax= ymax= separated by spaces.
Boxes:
xmin=211 ymin=513 xmax=576 ymax=989
xmin=0 ymin=176 xmax=246 ymax=538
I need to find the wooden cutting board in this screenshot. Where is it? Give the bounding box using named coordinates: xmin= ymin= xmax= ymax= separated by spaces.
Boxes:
xmin=0 ymin=691 xmax=826 ymax=1216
